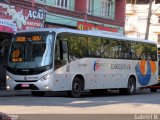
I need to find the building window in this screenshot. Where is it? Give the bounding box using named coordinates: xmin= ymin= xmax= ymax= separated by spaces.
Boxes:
xmin=87 ymin=0 xmax=92 ymax=14
xmin=56 ymin=0 xmax=69 ymax=9
xmin=36 ymin=0 xmax=46 ymax=2
xmin=137 ymin=16 xmax=147 ymax=23
xmin=101 ymin=0 xmax=113 ymax=17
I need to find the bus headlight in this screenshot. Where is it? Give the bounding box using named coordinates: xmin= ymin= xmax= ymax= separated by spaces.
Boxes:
xmin=6 ymin=86 xmax=10 ymax=90
xmin=6 ymin=75 xmax=11 ymax=80
xmin=42 ymin=74 xmax=50 ymax=81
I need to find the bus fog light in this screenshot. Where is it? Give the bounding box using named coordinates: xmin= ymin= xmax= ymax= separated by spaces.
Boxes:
xmin=6 ymin=75 xmax=11 ymax=80
xmin=6 ymin=86 xmax=10 ymax=90
xmin=42 ymin=74 xmax=50 ymax=81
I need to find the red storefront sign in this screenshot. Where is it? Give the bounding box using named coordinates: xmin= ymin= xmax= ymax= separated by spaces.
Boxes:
xmin=0 ymin=2 xmax=46 ymax=33
xmin=77 ymin=21 xmax=118 ymax=32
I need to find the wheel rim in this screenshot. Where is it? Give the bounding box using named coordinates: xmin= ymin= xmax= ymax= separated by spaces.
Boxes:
xmin=129 ymin=81 xmax=134 ymax=92
xmin=73 ymin=82 xmax=80 ymax=93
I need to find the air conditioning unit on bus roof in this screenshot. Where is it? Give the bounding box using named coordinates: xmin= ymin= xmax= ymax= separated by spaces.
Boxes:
xmin=85 ymin=30 xmax=124 ymax=37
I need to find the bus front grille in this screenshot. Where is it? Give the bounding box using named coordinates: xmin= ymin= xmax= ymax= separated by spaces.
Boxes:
xmin=14 ymin=84 xmax=39 ymax=90
xmin=15 ymin=80 xmax=38 ymax=82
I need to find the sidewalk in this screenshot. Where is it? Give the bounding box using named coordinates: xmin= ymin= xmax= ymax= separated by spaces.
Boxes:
xmin=0 ymin=90 xmax=31 ymax=97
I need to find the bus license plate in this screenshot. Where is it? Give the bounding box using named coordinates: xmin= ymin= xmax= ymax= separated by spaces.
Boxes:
xmin=21 ymin=84 xmax=29 ymax=88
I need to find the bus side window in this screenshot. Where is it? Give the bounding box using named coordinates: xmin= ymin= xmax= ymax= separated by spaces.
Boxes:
xmin=55 ymin=40 xmax=61 ymax=70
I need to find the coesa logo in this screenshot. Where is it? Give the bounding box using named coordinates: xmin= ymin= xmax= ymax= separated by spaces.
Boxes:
xmin=24 ymin=76 xmax=27 ymax=80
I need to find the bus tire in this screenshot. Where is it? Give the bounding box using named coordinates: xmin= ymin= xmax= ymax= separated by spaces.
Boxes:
xmin=69 ymin=77 xmax=83 ymax=98
xmin=127 ymin=77 xmax=136 ymax=95
xmin=119 ymin=77 xmax=136 ymax=95
xmin=150 ymin=88 xmax=157 ymax=92
xmin=31 ymin=91 xmax=45 ymax=96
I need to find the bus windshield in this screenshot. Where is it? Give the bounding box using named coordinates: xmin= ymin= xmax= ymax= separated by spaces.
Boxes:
xmin=7 ymin=32 xmax=54 ymax=69
xmin=158 ymin=48 xmax=160 ymax=76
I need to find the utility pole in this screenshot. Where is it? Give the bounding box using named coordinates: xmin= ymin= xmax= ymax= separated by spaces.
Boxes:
xmin=145 ymin=0 xmax=153 ymax=40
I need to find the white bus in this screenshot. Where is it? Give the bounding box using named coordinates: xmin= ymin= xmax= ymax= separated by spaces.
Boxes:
xmin=6 ymin=28 xmax=158 ymax=97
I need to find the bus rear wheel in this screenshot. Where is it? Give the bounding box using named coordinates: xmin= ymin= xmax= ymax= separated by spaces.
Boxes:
xmin=150 ymin=88 xmax=157 ymax=92
xmin=119 ymin=77 xmax=136 ymax=95
xmin=31 ymin=91 xmax=45 ymax=96
xmin=69 ymin=77 xmax=83 ymax=98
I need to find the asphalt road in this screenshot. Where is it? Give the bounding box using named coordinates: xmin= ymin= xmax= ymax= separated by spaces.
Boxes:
xmin=0 ymin=89 xmax=160 ymax=115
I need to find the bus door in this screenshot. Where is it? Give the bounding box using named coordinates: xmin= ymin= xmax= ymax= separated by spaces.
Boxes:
xmin=54 ymin=36 xmax=69 ymax=70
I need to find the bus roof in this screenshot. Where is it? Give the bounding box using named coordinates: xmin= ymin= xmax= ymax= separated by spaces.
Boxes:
xmin=15 ymin=28 xmax=156 ymax=44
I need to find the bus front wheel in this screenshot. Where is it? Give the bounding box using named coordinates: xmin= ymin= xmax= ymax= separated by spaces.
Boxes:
xmin=69 ymin=77 xmax=83 ymax=98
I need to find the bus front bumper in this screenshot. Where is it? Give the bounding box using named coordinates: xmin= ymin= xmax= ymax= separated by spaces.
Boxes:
xmin=6 ymin=78 xmax=52 ymax=91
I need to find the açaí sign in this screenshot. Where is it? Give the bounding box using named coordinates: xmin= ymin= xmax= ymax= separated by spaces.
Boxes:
xmin=0 ymin=2 xmax=46 ymax=33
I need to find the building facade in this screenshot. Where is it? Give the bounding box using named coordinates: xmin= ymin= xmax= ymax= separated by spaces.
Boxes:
xmin=37 ymin=0 xmax=125 ymax=33
xmin=0 ymin=0 xmax=126 ymax=89
xmin=125 ymin=1 xmax=160 ymax=44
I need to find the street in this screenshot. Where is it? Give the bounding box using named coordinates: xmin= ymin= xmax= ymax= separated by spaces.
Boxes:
xmin=0 ymin=89 xmax=160 ymax=114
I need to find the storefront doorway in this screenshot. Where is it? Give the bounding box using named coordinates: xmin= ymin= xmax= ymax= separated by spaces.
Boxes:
xmin=0 ymin=32 xmax=12 ymax=89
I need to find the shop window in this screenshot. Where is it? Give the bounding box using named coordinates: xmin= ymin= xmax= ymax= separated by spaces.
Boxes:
xmin=56 ymin=0 xmax=69 ymax=9
xmin=101 ymin=0 xmax=113 ymax=17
